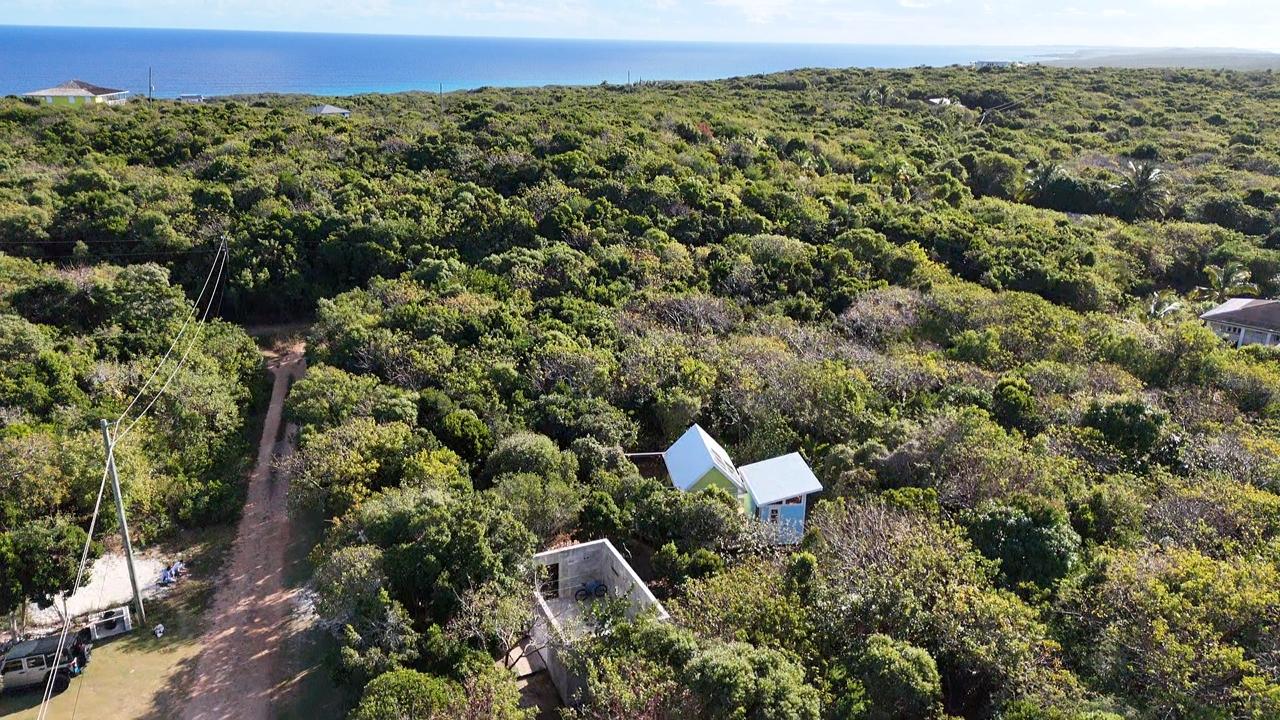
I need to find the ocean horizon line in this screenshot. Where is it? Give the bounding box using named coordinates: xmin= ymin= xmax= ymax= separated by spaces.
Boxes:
xmin=1 ymin=27 xmax=1073 ymax=99
xmin=3 ymin=27 xmax=1277 ymax=100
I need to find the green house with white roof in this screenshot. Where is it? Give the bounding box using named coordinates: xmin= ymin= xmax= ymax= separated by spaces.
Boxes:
xmin=662 ymin=424 xmax=823 ymax=543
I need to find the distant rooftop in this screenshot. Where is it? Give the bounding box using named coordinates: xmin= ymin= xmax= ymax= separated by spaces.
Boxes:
xmin=24 ymin=79 xmax=127 ymax=97
xmin=1200 ymin=298 xmax=1280 ymax=332
xmin=307 ymin=103 xmax=350 ymax=116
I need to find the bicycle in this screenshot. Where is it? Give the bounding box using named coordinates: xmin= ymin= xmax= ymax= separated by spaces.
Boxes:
xmin=574 ymin=580 xmax=608 ymax=602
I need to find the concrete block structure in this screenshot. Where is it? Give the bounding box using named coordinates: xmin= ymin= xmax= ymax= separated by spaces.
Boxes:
xmin=530 ymin=539 xmax=667 ymax=705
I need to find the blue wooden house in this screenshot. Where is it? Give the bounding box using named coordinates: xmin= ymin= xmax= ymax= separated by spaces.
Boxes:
xmin=739 ymin=453 xmax=823 ymax=543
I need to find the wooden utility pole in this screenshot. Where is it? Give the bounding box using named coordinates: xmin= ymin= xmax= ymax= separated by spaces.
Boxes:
xmin=100 ymin=419 xmax=146 ymax=625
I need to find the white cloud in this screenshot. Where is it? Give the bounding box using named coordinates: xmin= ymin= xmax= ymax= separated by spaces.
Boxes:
xmin=710 ymin=0 xmax=798 ymax=23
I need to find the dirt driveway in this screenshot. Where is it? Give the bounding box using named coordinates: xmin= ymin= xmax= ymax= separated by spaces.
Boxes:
xmin=181 ymin=345 xmax=306 ymax=720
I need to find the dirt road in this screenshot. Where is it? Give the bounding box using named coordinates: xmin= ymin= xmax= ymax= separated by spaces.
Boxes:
xmin=182 ymin=345 xmax=306 ymax=720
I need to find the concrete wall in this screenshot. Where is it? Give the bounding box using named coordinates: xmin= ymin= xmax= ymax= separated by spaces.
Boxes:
xmin=531 ymin=539 xmax=667 ymax=705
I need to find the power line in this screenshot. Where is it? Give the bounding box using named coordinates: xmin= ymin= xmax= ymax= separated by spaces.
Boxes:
xmin=8 ymin=247 xmax=221 ymax=258
xmin=116 ymin=242 xmax=228 ymax=443
xmin=35 ymin=461 xmax=111 ymax=720
xmin=114 ymin=240 xmax=226 ymax=427
xmin=68 ymin=510 xmax=118 ymax=719
xmin=0 ymin=238 xmax=184 ymax=246
xmin=34 ymin=241 xmax=228 ymax=720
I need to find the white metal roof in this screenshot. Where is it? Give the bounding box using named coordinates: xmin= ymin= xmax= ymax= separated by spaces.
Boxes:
xmin=738 ymin=452 xmax=823 ymax=506
xmin=662 ymin=424 xmax=742 ymax=492
xmin=307 ymin=104 xmax=350 ymax=115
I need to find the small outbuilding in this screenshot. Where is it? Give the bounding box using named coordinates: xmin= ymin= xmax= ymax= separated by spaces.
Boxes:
xmin=1200 ymin=297 xmax=1280 ymax=347
xmin=307 ymin=103 xmax=351 ymax=118
xmin=662 ymin=424 xmax=747 ymax=501
xmin=739 ymin=453 xmax=824 ymax=543
xmin=24 ymin=80 xmax=128 ymax=106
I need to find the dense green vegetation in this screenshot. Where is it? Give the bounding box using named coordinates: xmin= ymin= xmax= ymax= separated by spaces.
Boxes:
xmin=4 ymin=64 xmax=1280 ymax=718
xmin=0 ymin=254 xmax=263 ymax=623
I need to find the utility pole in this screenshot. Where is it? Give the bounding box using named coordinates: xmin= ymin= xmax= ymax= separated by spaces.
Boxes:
xmin=148 ymin=67 xmax=154 ymax=102
xmin=100 ymin=419 xmax=146 ymax=625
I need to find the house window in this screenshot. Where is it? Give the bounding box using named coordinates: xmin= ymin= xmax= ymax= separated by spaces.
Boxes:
xmin=768 ymin=508 xmax=780 ymax=523
xmin=784 ymin=496 xmax=803 ymax=505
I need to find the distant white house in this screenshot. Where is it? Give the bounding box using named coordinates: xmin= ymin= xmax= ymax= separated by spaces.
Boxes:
xmin=307 ymin=103 xmax=351 ymax=118
xmin=178 ymin=94 xmax=206 ymax=104
xmin=974 ymin=60 xmax=1015 ymax=69
xmin=661 ymin=424 xmax=823 ymax=543
xmin=23 ymin=80 xmax=128 ymax=106
xmin=928 ymin=97 xmax=955 ymax=106
xmin=530 ymin=539 xmax=668 ymax=704
xmin=1200 ymin=298 xmax=1280 ymax=347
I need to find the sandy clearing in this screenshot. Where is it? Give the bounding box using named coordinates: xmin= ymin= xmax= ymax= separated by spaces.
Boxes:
xmin=24 ymin=552 xmax=169 ymax=629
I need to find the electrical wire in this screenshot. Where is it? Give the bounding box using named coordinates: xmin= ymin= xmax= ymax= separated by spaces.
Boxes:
xmin=115 ymin=242 xmax=227 ymax=444
xmin=113 ymin=240 xmax=226 ymax=427
xmin=34 ymin=460 xmax=111 ymax=720
xmin=34 ymin=242 xmax=228 ymax=720
xmin=68 ymin=518 xmax=118 ymax=719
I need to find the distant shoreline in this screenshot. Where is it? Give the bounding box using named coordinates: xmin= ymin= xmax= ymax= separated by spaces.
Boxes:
xmin=1046 ymin=47 xmax=1280 ymax=70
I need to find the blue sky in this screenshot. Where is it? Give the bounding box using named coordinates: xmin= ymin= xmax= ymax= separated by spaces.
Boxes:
xmin=2 ymin=0 xmax=1276 ymax=49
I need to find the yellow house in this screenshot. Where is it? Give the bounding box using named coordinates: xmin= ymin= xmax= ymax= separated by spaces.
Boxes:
xmin=24 ymin=80 xmax=129 ymax=106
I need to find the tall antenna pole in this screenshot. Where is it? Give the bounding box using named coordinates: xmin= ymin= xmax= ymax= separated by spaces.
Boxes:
xmin=100 ymin=419 xmax=146 ymax=625
xmin=148 ymin=67 xmax=154 ymax=101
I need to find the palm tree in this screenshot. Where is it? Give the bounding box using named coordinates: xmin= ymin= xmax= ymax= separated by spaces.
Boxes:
xmin=1113 ymin=160 xmax=1168 ymax=220
xmin=1146 ymin=290 xmax=1183 ymax=319
xmin=875 ymin=83 xmax=897 ymax=108
xmin=1191 ymin=262 xmax=1259 ymax=303
xmin=873 ymin=159 xmax=915 ymax=202
xmin=1023 ymin=162 xmax=1061 ymax=204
